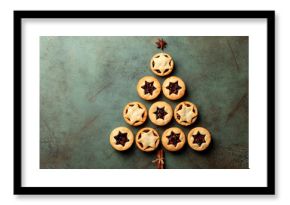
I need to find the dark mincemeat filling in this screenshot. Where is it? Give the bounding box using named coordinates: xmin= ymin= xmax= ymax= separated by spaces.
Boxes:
xmin=166 ymin=81 xmax=181 ymax=95
xmin=167 ymin=131 xmax=181 ymax=147
xmin=154 ymin=107 xmax=168 ymax=120
xmin=141 ymin=81 xmax=156 ymax=95
xmin=193 ymin=131 xmax=206 ymax=146
xmin=114 ymin=131 xmax=129 ymax=146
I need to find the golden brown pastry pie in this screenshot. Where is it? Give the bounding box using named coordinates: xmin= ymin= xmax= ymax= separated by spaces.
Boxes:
xmin=187 ymin=127 xmax=211 ymax=151
xmin=136 ymin=76 xmax=161 ymax=100
xmin=123 ymin=101 xmax=147 ymax=126
xmin=161 ymin=127 xmax=186 ymax=152
xmin=110 ymin=127 xmax=134 ymax=151
xmin=174 ymin=101 xmax=198 ymax=126
xmin=135 ymin=127 xmax=160 ymax=152
xmin=162 ymin=76 xmax=186 ymax=100
xmin=149 ymin=101 xmax=173 ymax=126
xmin=150 ymin=52 xmax=174 ymax=76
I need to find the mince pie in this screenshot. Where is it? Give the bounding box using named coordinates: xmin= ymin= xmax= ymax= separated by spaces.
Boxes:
xmin=149 ymin=101 xmax=173 ymax=126
xmin=187 ymin=127 xmax=211 ymax=151
xmin=174 ymin=101 xmax=198 ymax=126
xmin=137 ymin=76 xmax=161 ymax=100
xmin=136 ymin=127 xmax=160 ymax=152
xmin=110 ymin=127 xmax=134 ymax=151
xmin=150 ymin=52 xmax=174 ymax=76
xmin=162 ymin=76 xmax=186 ymax=100
xmin=161 ymin=127 xmax=186 ymax=152
xmin=123 ymin=101 xmax=147 ymax=126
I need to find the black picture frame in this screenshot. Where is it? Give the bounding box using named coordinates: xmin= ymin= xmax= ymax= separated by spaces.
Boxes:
xmin=14 ymin=10 xmax=275 ymax=195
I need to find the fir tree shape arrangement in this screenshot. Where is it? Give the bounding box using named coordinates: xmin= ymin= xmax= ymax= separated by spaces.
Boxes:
xmin=109 ymin=38 xmax=212 ymax=169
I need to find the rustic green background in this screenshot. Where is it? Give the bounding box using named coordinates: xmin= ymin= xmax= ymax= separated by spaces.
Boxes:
xmin=40 ymin=36 xmax=248 ymax=169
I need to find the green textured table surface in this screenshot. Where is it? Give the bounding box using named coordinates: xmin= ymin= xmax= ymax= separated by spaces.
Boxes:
xmin=40 ymin=36 xmax=248 ymax=169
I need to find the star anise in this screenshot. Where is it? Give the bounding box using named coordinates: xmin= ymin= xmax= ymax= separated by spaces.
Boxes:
xmin=155 ymin=38 xmax=167 ymax=50
xmin=193 ymin=131 xmax=206 ymax=146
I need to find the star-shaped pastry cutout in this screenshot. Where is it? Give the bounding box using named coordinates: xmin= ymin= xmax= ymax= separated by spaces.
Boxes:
xmin=154 ymin=107 xmax=168 ymax=120
xmin=176 ymin=105 xmax=196 ymax=123
xmin=155 ymin=38 xmax=167 ymax=50
xmin=167 ymin=131 xmax=181 ymax=147
xmin=141 ymin=81 xmax=156 ymax=95
xmin=124 ymin=104 xmax=144 ymax=124
xmin=114 ymin=131 xmax=129 ymax=146
xmin=152 ymin=54 xmax=172 ymax=74
xmin=166 ymin=81 xmax=182 ymax=95
xmin=137 ymin=130 xmax=159 ymax=150
xmin=193 ymin=131 xmax=206 ymax=146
